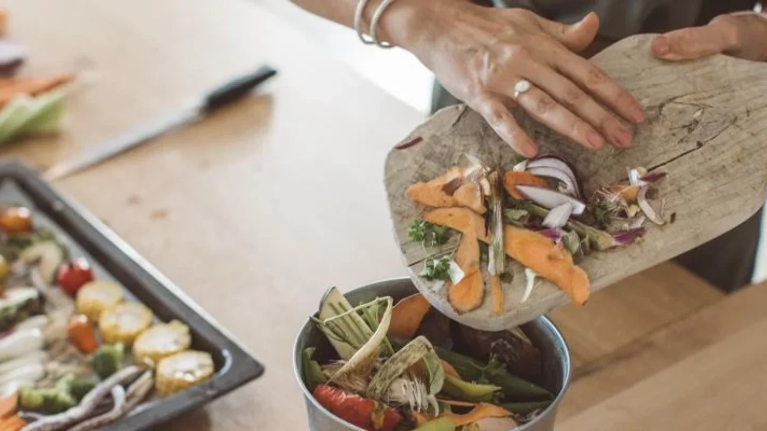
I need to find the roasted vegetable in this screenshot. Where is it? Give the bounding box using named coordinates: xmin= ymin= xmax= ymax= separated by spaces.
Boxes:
xmin=57 ymin=258 xmax=93 ymax=297
xmin=19 ymin=241 xmax=64 ymax=285
xmin=503 ymin=172 xmax=548 ymax=200
xmin=313 ymin=385 xmax=402 ymax=431
xmin=18 ymin=387 xmax=75 ymax=414
xmin=0 ymin=208 xmax=31 ymax=234
xmin=91 ymin=344 xmax=125 ymax=379
xmin=457 ymin=326 xmax=542 ymax=384
xmin=0 ymin=328 xmax=43 ymax=362
xmin=0 ymin=288 xmax=42 ymax=332
xmin=98 ymin=302 xmax=152 ymax=346
xmin=56 ymin=374 xmax=96 ymax=402
xmin=67 ymin=314 xmax=99 ymax=354
xmin=0 ymin=392 xmax=18 ymax=418
xmin=155 ymin=350 xmax=214 ymax=397
xmin=132 ymin=320 xmax=191 ymax=366
xmin=75 ymin=280 xmax=123 ymax=322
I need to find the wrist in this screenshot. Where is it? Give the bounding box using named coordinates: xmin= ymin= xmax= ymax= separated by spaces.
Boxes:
xmin=372 ymin=0 xmax=466 ymax=51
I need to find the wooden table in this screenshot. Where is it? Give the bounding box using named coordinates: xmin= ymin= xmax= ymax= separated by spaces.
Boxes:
xmin=4 ymin=0 xmax=423 ymax=429
xmin=558 ymin=280 xmax=767 ymax=431
xmin=5 ymin=0 xmax=767 ymax=430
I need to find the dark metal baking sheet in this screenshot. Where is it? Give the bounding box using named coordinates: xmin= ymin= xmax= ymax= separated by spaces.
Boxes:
xmin=0 ymin=160 xmax=264 ymax=430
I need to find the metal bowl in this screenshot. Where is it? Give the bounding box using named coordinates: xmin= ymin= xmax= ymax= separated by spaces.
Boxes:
xmin=293 ymin=278 xmax=571 ymax=431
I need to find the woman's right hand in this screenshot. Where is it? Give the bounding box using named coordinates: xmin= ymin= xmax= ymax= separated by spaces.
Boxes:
xmin=392 ymin=2 xmax=646 ymax=157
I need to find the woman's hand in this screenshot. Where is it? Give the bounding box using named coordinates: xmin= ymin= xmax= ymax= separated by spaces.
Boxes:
xmin=399 ymin=3 xmax=646 ymax=157
xmin=652 ymin=12 xmax=767 ymax=61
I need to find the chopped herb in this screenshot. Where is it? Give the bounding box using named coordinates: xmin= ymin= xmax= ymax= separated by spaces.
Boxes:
xmin=408 ymin=220 xmax=451 ymax=248
xmin=593 ymin=201 xmax=615 ymax=228
xmin=420 ymin=256 xmax=452 ymax=281
xmin=504 ymin=209 xmax=530 ymax=226
xmin=562 ymin=231 xmax=581 ymax=256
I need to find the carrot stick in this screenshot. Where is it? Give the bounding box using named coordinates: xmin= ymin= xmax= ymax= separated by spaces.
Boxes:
xmin=0 ymin=393 xmax=17 ymax=419
xmin=388 ymin=293 xmax=431 ymax=339
xmin=453 ymin=182 xmax=486 ymax=214
xmin=504 ymin=172 xmax=549 ymax=200
xmin=442 ymin=403 xmax=513 ymax=426
xmin=425 ymin=207 xmax=590 ymax=305
xmin=490 ymin=275 xmax=504 ymax=315
xmin=447 ymin=230 xmax=483 ymax=314
xmin=0 ymin=73 xmax=75 ymax=106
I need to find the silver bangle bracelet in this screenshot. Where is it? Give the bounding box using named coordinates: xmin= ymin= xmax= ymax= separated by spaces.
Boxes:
xmin=369 ymin=0 xmax=396 ymax=48
xmin=354 ymin=0 xmax=375 ymax=44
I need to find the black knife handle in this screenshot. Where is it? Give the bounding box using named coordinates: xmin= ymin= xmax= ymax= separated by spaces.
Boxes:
xmin=203 ymin=65 xmax=277 ymax=111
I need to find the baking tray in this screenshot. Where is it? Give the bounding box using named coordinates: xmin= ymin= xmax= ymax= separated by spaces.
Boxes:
xmin=0 ymin=160 xmax=264 ymax=430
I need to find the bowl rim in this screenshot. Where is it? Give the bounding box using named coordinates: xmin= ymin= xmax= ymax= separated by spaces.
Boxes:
xmin=293 ymin=277 xmax=572 ymax=431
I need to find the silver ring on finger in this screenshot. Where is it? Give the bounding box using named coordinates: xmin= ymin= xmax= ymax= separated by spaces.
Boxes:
xmin=513 ymin=79 xmax=532 ymax=99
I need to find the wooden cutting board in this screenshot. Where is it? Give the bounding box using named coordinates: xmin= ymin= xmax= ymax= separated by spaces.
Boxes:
xmin=384 ymin=34 xmax=767 ymax=331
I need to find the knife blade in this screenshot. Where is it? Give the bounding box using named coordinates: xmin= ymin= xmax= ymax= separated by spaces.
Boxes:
xmin=43 ymin=65 xmax=277 ymax=181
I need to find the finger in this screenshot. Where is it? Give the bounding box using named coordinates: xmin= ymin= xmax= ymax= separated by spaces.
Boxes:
xmin=518 ymin=61 xmax=633 ymax=148
xmin=514 ymin=83 xmax=605 ymax=150
xmin=553 ymin=52 xmax=646 ymax=124
xmin=472 ymin=96 xmax=538 ymax=157
xmin=652 ymin=22 xmax=736 ymax=61
xmin=534 ymin=12 xmax=599 ymax=53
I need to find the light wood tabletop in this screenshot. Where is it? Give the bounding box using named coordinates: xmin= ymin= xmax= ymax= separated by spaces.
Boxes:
xmin=4 ymin=0 xmax=767 ymax=430
xmin=4 ymin=0 xmax=423 ymax=429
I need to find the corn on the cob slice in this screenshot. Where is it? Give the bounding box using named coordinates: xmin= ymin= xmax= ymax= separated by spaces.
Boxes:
xmin=76 ymin=281 xmax=123 ymax=321
xmin=132 ymin=320 xmax=191 ymax=366
xmin=98 ymin=302 xmax=152 ymax=346
xmin=155 ymin=350 xmax=214 ymax=396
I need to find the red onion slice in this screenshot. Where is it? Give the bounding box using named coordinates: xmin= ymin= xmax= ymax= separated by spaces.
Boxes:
xmin=637 ymin=186 xmax=665 ymax=225
xmin=613 ymin=228 xmax=646 ymax=246
xmin=542 ymin=202 xmax=573 ymax=229
xmin=527 ymin=166 xmax=580 ymax=198
xmin=515 ymin=185 xmax=586 ymax=215
xmin=537 ymin=228 xmax=565 ymax=242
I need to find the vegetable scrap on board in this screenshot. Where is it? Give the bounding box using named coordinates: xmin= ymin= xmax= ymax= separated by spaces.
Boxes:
xmin=0 ymin=204 xmax=215 ymax=430
xmin=405 ymin=154 xmax=667 ymax=313
xmin=304 ymin=287 xmax=555 ymax=430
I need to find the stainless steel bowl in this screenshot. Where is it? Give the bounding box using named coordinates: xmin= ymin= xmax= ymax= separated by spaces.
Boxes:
xmin=293 ymin=278 xmax=571 ymax=431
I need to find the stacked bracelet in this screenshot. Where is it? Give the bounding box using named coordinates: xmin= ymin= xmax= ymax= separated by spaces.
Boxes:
xmin=354 ymin=0 xmax=397 ymax=48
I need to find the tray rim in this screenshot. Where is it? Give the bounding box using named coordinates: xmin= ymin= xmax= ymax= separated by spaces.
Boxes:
xmin=0 ymin=159 xmax=264 ymax=430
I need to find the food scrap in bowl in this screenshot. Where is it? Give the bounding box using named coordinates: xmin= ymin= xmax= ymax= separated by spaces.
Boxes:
xmin=302 ymin=287 xmax=556 ymax=431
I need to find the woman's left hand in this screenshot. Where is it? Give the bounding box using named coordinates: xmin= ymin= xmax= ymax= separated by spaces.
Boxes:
xmin=652 ymin=11 xmax=767 ymax=61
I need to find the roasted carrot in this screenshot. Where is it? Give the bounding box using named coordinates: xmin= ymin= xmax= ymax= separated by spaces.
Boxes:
xmin=611 ymin=184 xmax=639 ymax=201
xmin=442 ymin=403 xmax=513 ymax=426
xmin=0 ymin=73 xmax=75 ymax=106
xmin=425 ymin=208 xmax=590 ymax=305
xmin=0 ymin=393 xmax=17 ymax=419
xmin=67 ymin=314 xmax=100 ymax=354
xmin=504 ymin=172 xmax=549 ymax=200
xmin=453 ymin=182 xmax=486 ymax=214
xmin=0 ymin=416 xmax=26 ymax=431
xmin=490 ymin=275 xmax=504 ymax=315
xmin=448 ymin=229 xmax=484 ymax=314
xmin=388 ymin=293 xmax=431 ymax=340
xmin=441 ymin=360 xmax=461 ymax=379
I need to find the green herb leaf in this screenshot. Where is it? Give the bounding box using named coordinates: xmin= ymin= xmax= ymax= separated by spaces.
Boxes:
xmin=420 ymin=256 xmax=452 ymax=281
xmin=504 ymin=208 xmax=530 ymax=226
xmin=562 ymin=230 xmax=581 ymax=256
xmin=409 ymin=220 xmax=451 ymax=248
xmin=593 ymin=200 xmax=616 ymax=229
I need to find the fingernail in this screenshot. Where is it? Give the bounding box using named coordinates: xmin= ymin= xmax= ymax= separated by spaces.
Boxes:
xmin=613 ymin=128 xmax=633 ymax=148
xmin=652 ymin=36 xmax=669 ymax=56
xmin=519 ymin=141 xmax=538 ymax=158
xmin=631 ymin=107 xmax=646 ymax=123
xmin=586 ymin=131 xmax=604 ymax=149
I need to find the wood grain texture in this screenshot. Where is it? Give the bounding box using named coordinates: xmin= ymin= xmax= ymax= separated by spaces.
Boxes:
xmin=560 ymin=289 xmax=767 ymax=431
xmin=1 ymin=0 xmax=423 ymax=430
xmin=549 ymin=262 xmax=722 ymax=370
xmin=557 ymin=282 xmax=767 ymax=422
xmin=384 ymin=34 xmax=767 ymax=330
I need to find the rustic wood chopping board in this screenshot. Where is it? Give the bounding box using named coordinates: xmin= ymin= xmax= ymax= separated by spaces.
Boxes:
xmin=384 ymin=34 xmax=767 ymax=331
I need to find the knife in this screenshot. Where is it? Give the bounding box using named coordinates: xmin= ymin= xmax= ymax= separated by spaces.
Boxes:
xmin=43 ymin=65 xmax=278 ymax=181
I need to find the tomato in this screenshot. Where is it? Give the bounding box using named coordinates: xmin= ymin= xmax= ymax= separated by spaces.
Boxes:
xmin=0 ymin=207 xmax=32 ymax=233
xmin=312 ymin=385 xmax=402 ymax=431
xmin=57 ymin=258 xmax=94 ymax=296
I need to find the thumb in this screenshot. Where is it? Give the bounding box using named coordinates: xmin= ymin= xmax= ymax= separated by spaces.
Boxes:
xmin=652 ymin=22 xmax=736 ymax=61
xmin=535 ymin=12 xmax=599 ymax=52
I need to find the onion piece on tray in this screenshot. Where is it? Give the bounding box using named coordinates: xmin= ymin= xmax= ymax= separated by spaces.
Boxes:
xmin=515 ymin=185 xmax=586 ymax=215
xmin=542 ymin=202 xmax=573 ymax=229
xmin=527 ymin=166 xmax=580 ymax=198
